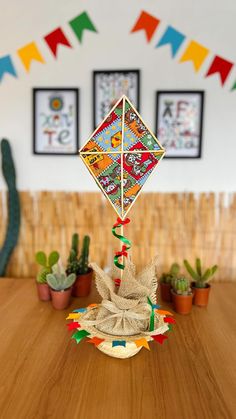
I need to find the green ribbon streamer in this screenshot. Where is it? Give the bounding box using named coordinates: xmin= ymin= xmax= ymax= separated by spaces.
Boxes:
xmin=71 ymin=329 xmax=90 ymax=343
xmin=112 ymin=219 xmax=131 ymax=270
xmin=147 ymin=297 xmax=155 ymax=332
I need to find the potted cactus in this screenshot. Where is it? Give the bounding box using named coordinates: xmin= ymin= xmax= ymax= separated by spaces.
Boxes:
xmin=67 ymin=233 xmax=93 ymax=297
xmin=171 ymin=277 xmax=193 ymax=315
xmin=184 ymin=258 xmax=218 ymax=307
xmin=46 ymin=265 xmax=76 ymax=310
xmin=35 ymin=250 xmax=59 ymax=301
xmin=160 ymin=263 xmax=180 ymax=302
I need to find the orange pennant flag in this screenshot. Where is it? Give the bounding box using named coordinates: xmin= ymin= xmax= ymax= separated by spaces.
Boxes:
xmin=155 ymin=309 xmax=174 ymax=316
xmin=134 ymin=338 xmax=150 ymax=350
xmin=87 ymin=337 xmax=105 ymax=346
xmin=179 ymin=40 xmax=209 ymax=71
xmin=131 ymin=11 xmax=160 ymax=42
xmin=17 ymin=42 xmax=45 ymax=72
xmin=87 ymin=303 xmax=98 ymax=308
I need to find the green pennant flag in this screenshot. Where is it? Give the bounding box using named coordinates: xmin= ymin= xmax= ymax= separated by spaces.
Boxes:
xmin=168 ymin=324 xmax=173 ymax=332
xmin=69 ymin=12 xmax=97 ymax=43
xmin=231 ymin=80 xmax=236 ymax=91
xmin=72 ymin=329 xmax=90 ymax=344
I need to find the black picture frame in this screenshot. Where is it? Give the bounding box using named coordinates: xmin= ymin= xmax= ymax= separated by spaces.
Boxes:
xmin=93 ymin=69 xmax=140 ymax=129
xmin=33 ymin=88 xmax=79 ymax=155
xmin=155 ymin=90 xmax=204 ymax=159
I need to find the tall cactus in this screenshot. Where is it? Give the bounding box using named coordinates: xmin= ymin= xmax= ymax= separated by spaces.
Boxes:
xmin=79 ymin=235 xmax=90 ymax=274
xmin=0 ymin=139 xmax=20 ymax=276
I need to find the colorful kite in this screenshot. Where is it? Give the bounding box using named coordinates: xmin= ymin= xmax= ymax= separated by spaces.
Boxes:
xmin=80 ymin=95 xmax=165 ymax=220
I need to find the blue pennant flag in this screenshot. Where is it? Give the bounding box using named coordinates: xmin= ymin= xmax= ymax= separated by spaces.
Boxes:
xmin=156 ymin=25 xmax=186 ymax=57
xmin=112 ymin=340 xmax=126 ymax=347
xmin=73 ymin=308 xmax=87 ymax=313
xmin=0 ymin=55 xmax=17 ymax=82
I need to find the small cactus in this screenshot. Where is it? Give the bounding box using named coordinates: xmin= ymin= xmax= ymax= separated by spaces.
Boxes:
xmin=172 ymin=277 xmax=192 ymax=296
xmin=67 ymin=233 xmax=90 ymax=275
xmin=35 ymin=250 xmax=59 ymax=284
xmin=160 ymin=262 xmax=180 ymax=284
xmin=46 ymin=265 xmax=76 ymax=291
xmin=184 ymin=258 xmax=218 ymax=288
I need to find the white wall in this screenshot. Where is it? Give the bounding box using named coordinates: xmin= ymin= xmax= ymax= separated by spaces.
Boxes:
xmin=0 ymin=0 xmax=235 ymax=192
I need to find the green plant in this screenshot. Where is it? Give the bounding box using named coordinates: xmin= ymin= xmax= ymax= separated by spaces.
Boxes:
xmin=172 ymin=277 xmax=192 ymax=296
xmin=46 ymin=265 xmax=76 ymax=291
xmin=160 ymin=263 xmax=180 ymax=284
xmin=184 ymin=258 xmax=218 ymax=288
xmin=67 ymin=234 xmax=90 ymax=275
xmin=0 ymin=139 xmax=20 ymax=276
xmin=35 ymin=250 xmax=60 ymax=284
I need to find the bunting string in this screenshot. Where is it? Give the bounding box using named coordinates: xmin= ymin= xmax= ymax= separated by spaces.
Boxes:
xmin=131 ymin=10 xmax=235 ymax=90
xmin=0 ymin=11 xmax=97 ymax=83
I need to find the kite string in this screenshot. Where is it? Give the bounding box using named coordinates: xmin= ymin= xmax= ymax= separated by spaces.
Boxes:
xmin=112 ymin=218 xmax=131 ymax=280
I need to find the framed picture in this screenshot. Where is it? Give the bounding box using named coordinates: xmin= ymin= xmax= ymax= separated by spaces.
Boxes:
xmin=155 ymin=91 xmax=204 ymax=158
xmin=93 ymin=70 xmax=140 ymax=128
xmin=33 ymin=88 xmax=79 ymax=155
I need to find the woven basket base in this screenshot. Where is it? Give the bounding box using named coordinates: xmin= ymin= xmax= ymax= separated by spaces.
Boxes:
xmin=97 ymin=341 xmax=143 ymax=359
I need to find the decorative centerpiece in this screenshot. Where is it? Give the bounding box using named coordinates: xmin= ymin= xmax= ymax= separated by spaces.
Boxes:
xmin=66 ymin=95 xmax=175 ymax=358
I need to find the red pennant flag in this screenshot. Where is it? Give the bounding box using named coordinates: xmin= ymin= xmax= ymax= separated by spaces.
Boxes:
xmin=205 ymin=55 xmax=233 ymax=85
xmin=131 ymin=11 xmax=160 ymax=42
xmin=164 ymin=317 xmax=176 ymax=324
xmin=44 ymin=28 xmax=72 ymax=58
xmin=152 ymin=334 xmax=168 ymax=344
xmin=67 ymin=322 xmax=81 ymax=331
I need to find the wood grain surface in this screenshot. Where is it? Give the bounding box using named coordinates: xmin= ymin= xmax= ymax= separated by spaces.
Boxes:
xmin=0 ymin=279 xmax=235 ymax=419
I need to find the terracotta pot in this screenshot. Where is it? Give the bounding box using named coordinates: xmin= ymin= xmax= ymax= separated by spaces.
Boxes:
xmin=36 ymin=282 xmax=51 ymax=301
xmin=72 ymin=268 xmax=93 ymax=297
xmin=172 ymin=290 xmax=193 ymax=315
xmin=192 ymin=283 xmax=211 ymax=307
xmin=50 ymin=287 xmax=72 ymax=310
xmin=160 ymin=282 xmax=172 ymax=302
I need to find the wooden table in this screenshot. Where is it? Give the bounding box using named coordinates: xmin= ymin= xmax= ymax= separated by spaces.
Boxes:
xmin=0 ymin=279 xmax=235 ymax=419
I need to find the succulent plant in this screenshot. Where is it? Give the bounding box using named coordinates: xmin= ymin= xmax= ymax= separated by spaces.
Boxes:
xmin=46 ymin=265 xmax=76 ymax=291
xmin=160 ymin=263 xmax=180 ymax=284
xmin=67 ymin=233 xmax=90 ymax=275
xmin=172 ymin=277 xmax=192 ymax=296
xmin=184 ymin=258 xmax=218 ymax=288
xmin=35 ymin=250 xmax=60 ymax=284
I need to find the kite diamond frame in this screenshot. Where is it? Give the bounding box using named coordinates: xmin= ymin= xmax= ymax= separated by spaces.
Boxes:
xmin=79 ymin=95 xmax=165 ymax=220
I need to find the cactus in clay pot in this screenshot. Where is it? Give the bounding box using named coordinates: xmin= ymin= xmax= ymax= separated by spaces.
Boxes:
xmin=35 ymin=250 xmax=60 ymax=283
xmin=46 ymin=265 xmax=76 ymax=291
xmin=172 ymin=277 xmax=192 ymax=296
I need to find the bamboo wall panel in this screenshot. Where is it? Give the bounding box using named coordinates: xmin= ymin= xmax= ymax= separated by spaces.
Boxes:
xmin=0 ymin=191 xmax=235 ymax=280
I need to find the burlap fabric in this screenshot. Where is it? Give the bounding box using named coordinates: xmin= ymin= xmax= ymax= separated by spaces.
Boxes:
xmin=80 ymin=257 xmax=159 ymax=336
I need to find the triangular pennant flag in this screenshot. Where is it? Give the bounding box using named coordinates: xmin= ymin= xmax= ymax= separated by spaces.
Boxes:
xmin=66 ymin=313 xmax=81 ymax=320
xmin=44 ymin=27 xmax=72 ymax=58
xmin=155 ymin=309 xmax=174 ymax=316
xmin=164 ymin=317 xmax=176 ymax=324
xmin=156 ymin=25 xmax=186 ymax=57
xmin=134 ymin=338 xmax=150 ymax=350
xmin=152 ymin=334 xmax=168 ymax=344
xmin=231 ymin=80 xmax=236 ymax=91
xmin=69 ymin=12 xmax=97 ymax=43
xmin=87 ymin=303 xmax=98 ymax=308
xmin=73 ymin=308 xmax=87 ymax=313
xmin=67 ymin=322 xmax=81 ymax=331
xmin=168 ymin=324 xmax=173 ymax=332
xmin=205 ymin=55 xmax=233 ymax=85
xmin=71 ymin=329 xmax=90 ymax=344
xmin=0 ymin=55 xmax=17 ymax=82
xmin=87 ymin=337 xmax=105 ymax=346
xmin=17 ymin=42 xmax=45 ymax=71
xmin=131 ymin=11 xmax=160 ymax=42
xmin=112 ymin=340 xmax=126 ymax=347
xmin=179 ymin=40 xmax=209 ymax=72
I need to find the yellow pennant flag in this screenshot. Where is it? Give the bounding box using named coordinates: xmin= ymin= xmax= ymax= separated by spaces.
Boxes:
xmin=134 ymin=338 xmax=150 ymax=350
xmin=66 ymin=313 xmax=81 ymax=320
xmin=179 ymin=40 xmax=209 ymax=71
xmin=17 ymin=42 xmax=45 ymax=71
